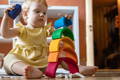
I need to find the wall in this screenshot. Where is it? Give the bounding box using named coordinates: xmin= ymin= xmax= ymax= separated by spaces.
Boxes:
xmin=0 ymin=0 xmax=10 ymax=55
xmin=0 ymin=17 xmax=13 ymax=55
xmin=0 ymin=0 xmax=8 ymax=4
xmin=0 ymin=41 xmax=12 ymax=55
xmin=46 ymin=0 xmax=86 ymax=65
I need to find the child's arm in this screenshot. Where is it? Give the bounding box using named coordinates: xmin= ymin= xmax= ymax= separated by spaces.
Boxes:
xmin=0 ymin=7 xmax=19 ymax=39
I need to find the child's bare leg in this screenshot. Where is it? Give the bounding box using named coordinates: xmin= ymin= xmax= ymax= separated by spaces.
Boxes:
xmin=11 ymin=61 xmax=43 ymax=79
xmin=24 ymin=66 xmax=43 ymax=79
xmin=79 ymin=65 xmax=98 ymax=76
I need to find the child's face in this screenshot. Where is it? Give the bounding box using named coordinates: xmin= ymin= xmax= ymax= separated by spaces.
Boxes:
xmin=27 ymin=2 xmax=47 ymax=28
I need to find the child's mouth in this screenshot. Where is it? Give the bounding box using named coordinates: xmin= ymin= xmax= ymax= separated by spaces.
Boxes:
xmin=38 ymin=18 xmax=44 ymax=21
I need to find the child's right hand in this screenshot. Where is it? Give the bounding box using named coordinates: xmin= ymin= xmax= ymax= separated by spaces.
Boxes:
xmin=64 ymin=14 xmax=72 ymax=20
xmin=115 ymin=16 xmax=120 ymax=28
xmin=5 ymin=6 xmax=14 ymax=13
xmin=4 ymin=6 xmax=14 ymax=19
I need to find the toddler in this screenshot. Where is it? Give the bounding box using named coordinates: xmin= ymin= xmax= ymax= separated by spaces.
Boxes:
xmin=0 ymin=0 xmax=97 ymax=79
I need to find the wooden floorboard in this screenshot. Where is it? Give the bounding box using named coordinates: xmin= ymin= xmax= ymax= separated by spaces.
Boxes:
xmin=0 ymin=77 xmax=120 ymax=80
xmin=95 ymin=69 xmax=120 ymax=77
xmin=1 ymin=69 xmax=120 ymax=80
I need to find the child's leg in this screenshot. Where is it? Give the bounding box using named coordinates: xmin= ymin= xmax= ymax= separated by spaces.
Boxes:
xmin=60 ymin=59 xmax=98 ymax=76
xmin=11 ymin=61 xmax=43 ymax=79
xmin=61 ymin=61 xmax=98 ymax=76
xmin=78 ymin=65 xmax=98 ymax=76
xmin=59 ymin=42 xmax=98 ymax=76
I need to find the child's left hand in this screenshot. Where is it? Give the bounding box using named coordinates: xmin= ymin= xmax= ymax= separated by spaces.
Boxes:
xmin=64 ymin=14 xmax=72 ymax=20
xmin=47 ymin=22 xmax=55 ymax=36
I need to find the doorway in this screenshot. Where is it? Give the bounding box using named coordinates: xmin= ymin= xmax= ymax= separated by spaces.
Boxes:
xmin=93 ymin=0 xmax=119 ymax=69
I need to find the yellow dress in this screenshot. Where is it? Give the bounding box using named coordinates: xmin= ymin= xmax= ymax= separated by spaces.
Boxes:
xmin=4 ymin=23 xmax=53 ymax=74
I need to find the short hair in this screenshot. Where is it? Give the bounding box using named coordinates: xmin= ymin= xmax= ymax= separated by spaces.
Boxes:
xmin=22 ymin=0 xmax=48 ymax=11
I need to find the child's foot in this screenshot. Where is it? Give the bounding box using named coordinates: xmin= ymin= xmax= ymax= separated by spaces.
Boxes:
xmin=79 ymin=65 xmax=98 ymax=76
xmin=24 ymin=66 xmax=43 ymax=79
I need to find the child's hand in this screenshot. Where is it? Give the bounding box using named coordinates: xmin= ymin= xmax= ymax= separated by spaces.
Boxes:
xmin=64 ymin=14 xmax=72 ymax=20
xmin=4 ymin=5 xmax=15 ymax=16
xmin=47 ymin=22 xmax=55 ymax=36
xmin=115 ymin=16 xmax=120 ymax=28
xmin=3 ymin=8 xmax=14 ymax=21
xmin=4 ymin=4 xmax=20 ymax=20
xmin=57 ymin=13 xmax=72 ymax=20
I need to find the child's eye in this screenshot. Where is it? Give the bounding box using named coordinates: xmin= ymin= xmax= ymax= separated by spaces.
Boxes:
xmin=43 ymin=12 xmax=46 ymax=15
xmin=35 ymin=11 xmax=40 ymax=13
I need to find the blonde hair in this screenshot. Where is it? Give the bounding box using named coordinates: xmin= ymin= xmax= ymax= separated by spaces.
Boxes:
xmin=22 ymin=0 xmax=48 ymax=11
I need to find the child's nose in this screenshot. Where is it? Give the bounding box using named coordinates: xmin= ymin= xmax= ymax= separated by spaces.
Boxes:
xmin=39 ymin=13 xmax=44 ymax=17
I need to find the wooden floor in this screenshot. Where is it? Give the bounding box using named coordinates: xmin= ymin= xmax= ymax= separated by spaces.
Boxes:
xmin=1 ymin=69 xmax=120 ymax=80
xmin=0 ymin=77 xmax=120 ymax=80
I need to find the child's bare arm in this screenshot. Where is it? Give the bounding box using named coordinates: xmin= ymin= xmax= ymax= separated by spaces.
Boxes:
xmin=0 ymin=7 xmax=19 ymax=39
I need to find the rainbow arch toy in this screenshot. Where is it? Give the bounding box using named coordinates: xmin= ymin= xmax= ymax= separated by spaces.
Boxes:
xmin=45 ymin=27 xmax=84 ymax=78
xmin=45 ymin=16 xmax=85 ymax=78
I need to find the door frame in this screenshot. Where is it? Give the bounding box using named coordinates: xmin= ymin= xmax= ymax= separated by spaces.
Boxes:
xmin=85 ymin=0 xmax=94 ymax=66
